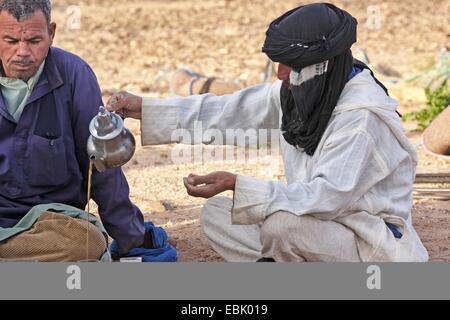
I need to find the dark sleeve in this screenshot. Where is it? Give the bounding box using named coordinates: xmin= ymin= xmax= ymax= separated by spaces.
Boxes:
xmin=71 ymin=61 xmax=145 ymax=254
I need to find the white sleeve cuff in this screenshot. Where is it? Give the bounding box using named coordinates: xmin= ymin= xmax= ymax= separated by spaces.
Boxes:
xmin=231 ymin=175 xmax=272 ymax=225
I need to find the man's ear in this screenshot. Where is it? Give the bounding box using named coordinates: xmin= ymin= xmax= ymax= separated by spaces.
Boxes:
xmin=48 ymin=22 xmax=57 ymax=44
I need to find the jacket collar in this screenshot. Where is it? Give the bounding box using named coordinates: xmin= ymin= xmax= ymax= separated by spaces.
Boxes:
xmin=0 ymin=47 xmax=64 ymax=122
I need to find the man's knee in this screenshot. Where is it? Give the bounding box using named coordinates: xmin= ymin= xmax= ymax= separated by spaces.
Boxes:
xmin=59 ymin=214 xmax=107 ymax=261
xmin=203 ymin=196 xmax=233 ymax=211
xmin=261 ymin=211 xmax=299 ymax=243
xmin=260 ymin=212 xmax=310 ymax=261
xmin=200 ymin=196 xmax=233 ymax=226
xmin=261 ymin=212 xmax=320 ymax=255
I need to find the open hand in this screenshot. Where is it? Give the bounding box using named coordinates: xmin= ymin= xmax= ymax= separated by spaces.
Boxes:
xmin=183 ymin=172 xmax=237 ymax=199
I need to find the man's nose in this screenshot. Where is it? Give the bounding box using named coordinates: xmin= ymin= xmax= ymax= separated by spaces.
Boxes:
xmin=277 ymin=63 xmax=292 ymax=81
xmin=16 ymin=41 xmax=31 ymax=57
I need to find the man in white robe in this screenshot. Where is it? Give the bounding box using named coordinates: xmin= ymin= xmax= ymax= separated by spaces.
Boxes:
xmin=106 ymin=3 xmax=429 ymax=262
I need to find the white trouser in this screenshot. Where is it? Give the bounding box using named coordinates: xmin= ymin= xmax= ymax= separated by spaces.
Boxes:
xmin=200 ymin=197 xmax=361 ymax=262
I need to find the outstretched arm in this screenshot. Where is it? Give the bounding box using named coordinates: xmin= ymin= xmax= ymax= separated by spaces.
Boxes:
xmin=107 ymin=81 xmax=282 ymax=146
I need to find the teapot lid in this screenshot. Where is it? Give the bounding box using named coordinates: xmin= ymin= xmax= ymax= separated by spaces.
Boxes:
xmin=89 ymin=106 xmax=124 ymax=140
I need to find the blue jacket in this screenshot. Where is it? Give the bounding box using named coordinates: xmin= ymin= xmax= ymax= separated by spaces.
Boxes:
xmin=0 ymin=47 xmax=145 ymax=254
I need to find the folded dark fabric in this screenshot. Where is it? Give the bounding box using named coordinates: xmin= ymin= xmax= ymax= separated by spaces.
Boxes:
xmin=386 ymin=222 xmax=403 ymax=239
xmin=262 ymin=3 xmax=357 ymax=69
xmin=110 ymin=221 xmax=177 ymax=262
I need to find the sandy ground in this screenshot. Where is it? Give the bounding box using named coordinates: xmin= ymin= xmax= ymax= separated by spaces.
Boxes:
xmin=51 ymin=0 xmax=449 ymax=261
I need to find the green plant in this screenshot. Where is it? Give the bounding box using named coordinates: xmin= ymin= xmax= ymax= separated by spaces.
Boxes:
xmin=404 ymin=80 xmax=450 ymax=130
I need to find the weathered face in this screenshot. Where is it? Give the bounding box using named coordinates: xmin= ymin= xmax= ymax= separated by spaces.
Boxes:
xmin=0 ymin=10 xmax=56 ymax=80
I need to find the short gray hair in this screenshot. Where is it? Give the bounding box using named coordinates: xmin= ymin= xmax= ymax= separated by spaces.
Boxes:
xmin=0 ymin=0 xmax=51 ymax=24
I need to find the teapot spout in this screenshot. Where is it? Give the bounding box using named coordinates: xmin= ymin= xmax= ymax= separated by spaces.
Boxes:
xmin=89 ymin=155 xmax=107 ymax=173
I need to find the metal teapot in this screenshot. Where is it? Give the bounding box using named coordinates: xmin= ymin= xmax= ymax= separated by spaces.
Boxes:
xmin=87 ymin=106 xmax=136 ymax=172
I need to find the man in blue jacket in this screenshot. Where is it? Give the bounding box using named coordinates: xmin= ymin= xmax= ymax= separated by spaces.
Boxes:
xmin=0 ymin=0 xmax=175 ymax=262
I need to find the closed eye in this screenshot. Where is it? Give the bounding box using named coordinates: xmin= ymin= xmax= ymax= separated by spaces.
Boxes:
xmin=4 ymin=38 xmax=19 ymax=44
xmin=28 ymin=38 xmax=42 ymax=44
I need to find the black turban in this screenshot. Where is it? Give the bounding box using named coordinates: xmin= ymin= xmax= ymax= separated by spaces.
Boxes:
xmin=262 ymin=3 xmax=358 ymax=156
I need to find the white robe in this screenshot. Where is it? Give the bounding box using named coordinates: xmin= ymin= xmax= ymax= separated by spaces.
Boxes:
xmin=141 ymin=69 xmax=429 ymax=262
